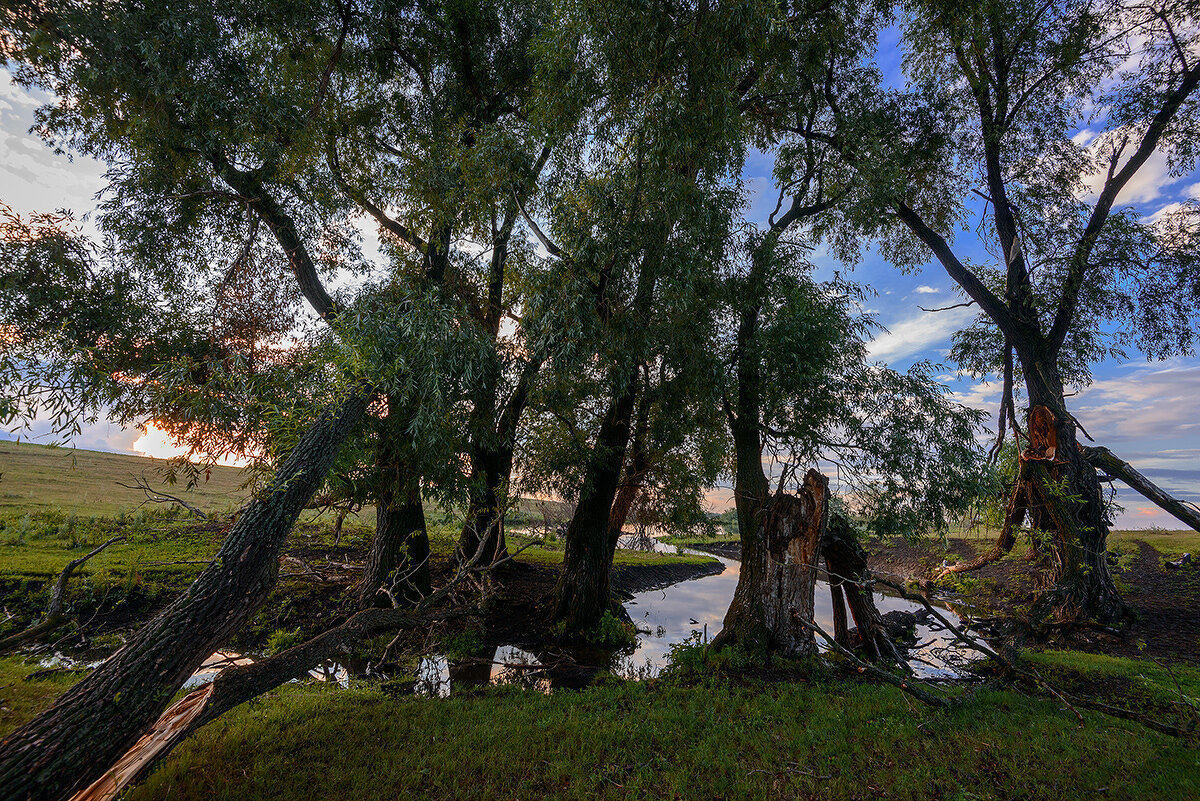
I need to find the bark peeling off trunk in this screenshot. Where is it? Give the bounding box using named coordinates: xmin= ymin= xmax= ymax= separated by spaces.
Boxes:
xmin=717 ymin=469 xmax=829 ymax=657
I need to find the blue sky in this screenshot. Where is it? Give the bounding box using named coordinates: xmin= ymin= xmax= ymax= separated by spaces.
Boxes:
xmin=2 ymin=64 xmax=1198 ymax=529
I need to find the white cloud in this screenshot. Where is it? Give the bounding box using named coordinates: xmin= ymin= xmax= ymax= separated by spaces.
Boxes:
xmin=866 ymin=305 xmax=975 ymax=364
xmin=1080 ymin=141 xmax=1178 ymax=206
xmin=1073 ymin=362 xmax=1200 ymax=444
xmin=913 ymin=285 xmax=939 ymax=294
xmin=1071 ymin=128 xmax=1097 ymax=146
xmin=1148 ymin=201 xmax=1186 ymax=224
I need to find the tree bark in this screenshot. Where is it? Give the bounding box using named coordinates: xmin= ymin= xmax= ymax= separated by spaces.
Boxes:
xmin=0 ymin=393 xmax=367 ymax=801
xmin=822 ymin=514 xmax=903 ymax=663
xmin=1017 ymin=357 xmax=1127 ymax=623
xmin=552 ymin=377 xmax=638 ymax=632
xmin=357 ymin=402 xmax=431 ymax=608
xmin=1083 ymin=445 xmax=1200 ymax=532
xmin=357 ymin=467 xmax=430 ymax=608
xmin=70 ymin=604 xmax=456 ymax=801
xmin=715 ymin=470 xmax=828 ymax=657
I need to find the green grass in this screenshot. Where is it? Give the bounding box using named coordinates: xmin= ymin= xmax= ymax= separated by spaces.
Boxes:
xmin=506 ymin=533 xmax=717 ymax=569
xmin=0 ymin=440 xmax=251 ymax=517
xmin=0 ymin=655 xmax=84 ymax=738
xmin=1110 ymin=528 xmax=1200 ymax=558
xmin=1022 ymin=650 xmax=1200 ymax=714
xmin=125 ymin=677 xmax=1200 ymax=801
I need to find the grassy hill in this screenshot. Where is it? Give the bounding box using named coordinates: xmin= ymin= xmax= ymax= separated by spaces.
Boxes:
xmin=0 ymin=440 xmax=250 ymax=518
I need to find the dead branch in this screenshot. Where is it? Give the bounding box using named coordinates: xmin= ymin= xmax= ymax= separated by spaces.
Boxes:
xmin=869 ymin=575 xmax=1196 ymax=738
xmin=1082 ymin=446 xmax=1200 ymax=531
xmin=78 ymin=536 xmax=540 ymax=800
xmin=0 ymin=536 xmax=125 ymax=656
xmin=793 ymin=612 xmax=952 ymax=708
xmin=115 ymin=476 xmax=209 ymax=519
xmin=918 ymin=300 xmax=976 ymax=313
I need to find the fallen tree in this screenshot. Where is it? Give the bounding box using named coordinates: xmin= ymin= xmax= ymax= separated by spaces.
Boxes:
xmin=0 ymin=391 xmax=367 ymax=801
xmin=1083 ymin=446 xmax=1200 ymax=532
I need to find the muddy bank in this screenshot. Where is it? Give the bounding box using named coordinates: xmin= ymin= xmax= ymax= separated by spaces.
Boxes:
xmin=613 ymin=560 xmax=725 ymax=595
xmin=869 ymin=535 xmax=1200 ymax=666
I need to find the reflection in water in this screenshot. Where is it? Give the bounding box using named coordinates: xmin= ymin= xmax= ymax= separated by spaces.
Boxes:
xmin=124 ymin=536 xmax=980 ymax=696
xmin=617 ymin=546 xmax=980 ymax=680
xmin=415 ymin=646 xmax=550 ymax=696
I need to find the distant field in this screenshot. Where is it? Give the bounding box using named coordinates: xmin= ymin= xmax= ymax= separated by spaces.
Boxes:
xmin=0 ymin=440 xmax=250 ymax=517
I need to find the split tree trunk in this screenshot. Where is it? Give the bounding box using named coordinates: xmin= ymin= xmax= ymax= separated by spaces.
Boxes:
xmin=0 ymin=393 xmax=367 ymax=801
xmin=1017 ymin=357 xmax=1127 ymax=623
xmin=823 ymin=514 xmax=902 ymax=663
xmin=458 ymin=447 xmax=510 ymax=566
xmin=716 ymin=470 xmax=828 ymax=657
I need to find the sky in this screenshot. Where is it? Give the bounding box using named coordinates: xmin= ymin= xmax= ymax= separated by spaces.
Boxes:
xmin=2 ymin=54 xmax=1199 ymax=530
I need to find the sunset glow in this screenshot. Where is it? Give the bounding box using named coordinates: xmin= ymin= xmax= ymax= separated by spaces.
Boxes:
xmin=132 ymin=421 xmax=251 ymax=467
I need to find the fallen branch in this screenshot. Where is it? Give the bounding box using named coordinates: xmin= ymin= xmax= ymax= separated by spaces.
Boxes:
xmin=77 ymin=531 xmax=541 ymax=800
xmin=1082 ymin=446 xmax=1200 ymax=532
xmin=869 ymin=575 xmax=1196 ymax=738
xmin=0 ymin=392 xmax=369 ymax=801
xmin=0 ymin=536 xmax=125 ymax=656
xmin=115 ymin=475 xmax=209 ymax=520
xmin=793 ymin=612 xmax=952 ymax=708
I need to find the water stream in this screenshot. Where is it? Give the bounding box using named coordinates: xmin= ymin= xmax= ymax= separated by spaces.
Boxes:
xmin=35 ymin=536 xmax=979 ymax=694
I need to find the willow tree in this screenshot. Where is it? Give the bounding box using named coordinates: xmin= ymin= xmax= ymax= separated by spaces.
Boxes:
xmin=327 ymin=0 xmax=571 ymax=577
xmin=743 ymin=0 xmax=1200 ymax=623
xmin=508 ymin=0 xmax=766 ymax=634
xmin=876 ymin=0 xmax=1198 ymax=621
xmin=2 ymin=0 xmax=577 ymax=606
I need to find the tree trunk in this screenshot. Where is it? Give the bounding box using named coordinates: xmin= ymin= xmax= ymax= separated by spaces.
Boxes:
xmin=605 ymin=411 xmax=653 ymax=543
xmin=823 ymin=514 xmax=903 ymax=663
xmin=357 ymin=467 xmax=430 ymax=608
xmin=457 ymin=448 xmax=509 ymax=566
xmin=716 ymin=470 xmax=827 ymax=657
xmin=1083 ymin=445 xmax=1200 ymax=532
xmin=1018 ymin=355 xmax=1128 ymax=623
xmin=358 ymin=402 xmax=431 ymax=608
xmin=457 ymin=360 xmax=539 ymax=566
xmin=552 ymin=378 xmax=638 ymax=633
xmin=0 ymin=393 xmax=367 ymax=801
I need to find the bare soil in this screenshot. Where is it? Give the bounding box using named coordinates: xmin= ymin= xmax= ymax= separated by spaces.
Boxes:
xmin=868 ymin=535 xmax=1200 ymax=666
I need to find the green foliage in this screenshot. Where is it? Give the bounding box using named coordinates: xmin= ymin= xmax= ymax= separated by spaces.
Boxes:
xmin=265 ymin=628 xmax=305 ymax=655
xmin=439 ymin=629 xmax=485 ymax=661
xmin=587 ymin=611 xmax=638 ymax=648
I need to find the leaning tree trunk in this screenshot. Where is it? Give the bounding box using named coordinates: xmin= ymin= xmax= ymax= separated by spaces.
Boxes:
xmin=716 ymin=470 xmax=829 ymax=657
xmin=552 ymin=379 xmax=638 ymax=633
xmin=0 ymin=393 xmax=367 ymax=801
xmin=823 ymin=514 xmax=905 ymax=663
xmin=1019 ymin=357 xmax=1128 ymax=623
